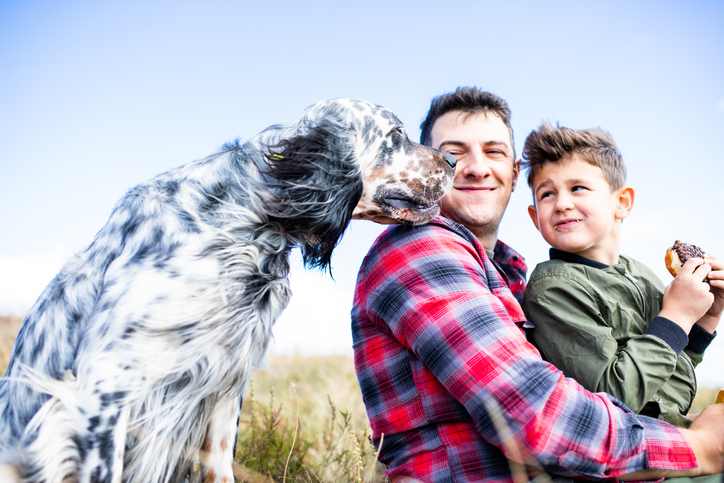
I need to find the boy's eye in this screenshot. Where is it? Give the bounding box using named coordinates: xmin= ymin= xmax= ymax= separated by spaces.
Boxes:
xmin=571 ymin=185 xmax=587 ymax=192
xmin=539 ymin=191 xmax=553 ymax=200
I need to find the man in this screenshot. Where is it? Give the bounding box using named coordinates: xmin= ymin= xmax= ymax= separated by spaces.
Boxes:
xmin=351 ymin=86 xmax=724 ymax=482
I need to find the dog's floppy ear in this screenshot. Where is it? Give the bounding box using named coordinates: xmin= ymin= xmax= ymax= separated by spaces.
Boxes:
xmin=261 ymin=119 xmax=363 ymax=272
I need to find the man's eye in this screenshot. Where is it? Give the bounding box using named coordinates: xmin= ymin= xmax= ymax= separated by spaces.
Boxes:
xmin=486 ymin=149 xmax=508 ymax=158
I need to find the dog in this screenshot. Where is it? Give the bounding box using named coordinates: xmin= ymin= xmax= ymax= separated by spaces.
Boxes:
xmin=0 ymin=98 xmax=456 ymax=483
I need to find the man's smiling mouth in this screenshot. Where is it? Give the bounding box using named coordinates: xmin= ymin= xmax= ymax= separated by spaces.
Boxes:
xmin=456 ymin=186 xmax=496 ymax=193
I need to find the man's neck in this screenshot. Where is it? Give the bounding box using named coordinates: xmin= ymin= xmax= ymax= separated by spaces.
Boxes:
xmin=477 ymin=231 xmax=498 ymax=252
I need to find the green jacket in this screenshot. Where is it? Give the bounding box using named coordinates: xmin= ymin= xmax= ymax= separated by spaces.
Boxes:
xmin=523 ymin=249 xmax=715 ymax=428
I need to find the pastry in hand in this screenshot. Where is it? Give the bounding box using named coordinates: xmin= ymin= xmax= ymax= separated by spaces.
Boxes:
xmin=665 ymin=240 xmax=705 ymax=278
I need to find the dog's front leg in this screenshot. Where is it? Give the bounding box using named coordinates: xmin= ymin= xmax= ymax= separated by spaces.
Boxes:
xmin=78 ymin=398 xmax=129 ymax=483
xmin=199 ymin=394 xmax=241 ymax=483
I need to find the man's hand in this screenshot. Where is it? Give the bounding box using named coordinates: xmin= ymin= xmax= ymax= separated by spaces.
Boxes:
xmin=696 ymin=254 xmax=724 ymax=333
xmin=619 ymin=402 xmax=724 ymax=481
xmin=660 ymin=257 xmax=714 ymax=333
xmin=680 ymin=402 xmax=724 ymax=475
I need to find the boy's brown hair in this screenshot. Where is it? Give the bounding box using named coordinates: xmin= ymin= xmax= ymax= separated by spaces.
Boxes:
xmin=522 ymin=121 xmax=626 ymax=195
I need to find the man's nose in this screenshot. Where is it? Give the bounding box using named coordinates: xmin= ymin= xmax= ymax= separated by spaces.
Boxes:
xmin=462 ymin=149 xmax=492 ymax=177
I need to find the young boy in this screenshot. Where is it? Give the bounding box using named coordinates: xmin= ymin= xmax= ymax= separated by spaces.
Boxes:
xmin=521 ymin=122 xmax=723 ymax=427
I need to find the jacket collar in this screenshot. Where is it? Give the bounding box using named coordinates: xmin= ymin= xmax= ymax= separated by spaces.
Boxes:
xmin=549 ymin=248 xmax=610 ymax=269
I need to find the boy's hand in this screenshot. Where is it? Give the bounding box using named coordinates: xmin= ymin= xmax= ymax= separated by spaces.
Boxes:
xmin=660 ymin=257 xmax=714 ymax=333
xmin=696 ymin=254 xmax=724 ymax=333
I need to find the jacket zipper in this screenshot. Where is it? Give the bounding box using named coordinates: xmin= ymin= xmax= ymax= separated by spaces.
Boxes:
xmin=622 ymin=270 xmax=646 ymax=319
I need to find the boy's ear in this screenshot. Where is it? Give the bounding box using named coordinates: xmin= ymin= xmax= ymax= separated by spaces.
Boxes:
xmin=615 ymin=186 xmax=635 ymax=220
xmin=527 ymin=204 xmax=540 ymax=231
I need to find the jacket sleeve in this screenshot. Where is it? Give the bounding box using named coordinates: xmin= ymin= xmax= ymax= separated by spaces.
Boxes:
xmin=360 ymin=225 xmax=695 ymax=477
xmin=523 ymin=271 xmax=681 ymax=413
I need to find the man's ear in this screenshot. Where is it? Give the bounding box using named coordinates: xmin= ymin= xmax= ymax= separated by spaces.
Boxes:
xmin=512 ymin=158 xmax=522 ymax=191
xmin=527 ymin=204 xmax=540 ymax=231
xmin=615 ymin=186 xmax=635 ymax=220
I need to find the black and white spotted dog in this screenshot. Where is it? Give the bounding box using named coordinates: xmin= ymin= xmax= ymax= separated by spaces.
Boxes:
xmin=0 ymin=99 xmax=456 ymax=483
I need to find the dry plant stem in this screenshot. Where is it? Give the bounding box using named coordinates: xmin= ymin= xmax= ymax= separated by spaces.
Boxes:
xmin=283 ymin=382 xmax=299 ymax=482
xmin=482 ymin=398 xmax=533 ymax=483
xmin=349 ymin=430 xmax=363 ymax=483
xmin=376 ymin=432 xmax=384 ymax=463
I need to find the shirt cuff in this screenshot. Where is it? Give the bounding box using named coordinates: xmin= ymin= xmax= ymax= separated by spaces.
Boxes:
xmin=604 ymin=411 xmax=697 ymax=479
xmin=644 ymin=317 xmax=688 ymax=356
xmin=631 ymin=415 xmax=697 ymax=473
xmin=686 ymin=324 xmax=717 ymax=354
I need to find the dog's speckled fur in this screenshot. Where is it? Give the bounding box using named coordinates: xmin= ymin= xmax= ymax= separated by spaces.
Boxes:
xmin=0 ymin=99 xmax=455 ymax=483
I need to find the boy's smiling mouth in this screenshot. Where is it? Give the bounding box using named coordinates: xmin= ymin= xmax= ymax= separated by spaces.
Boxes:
xmin=555 ymin=218 xmax=581 ymax=230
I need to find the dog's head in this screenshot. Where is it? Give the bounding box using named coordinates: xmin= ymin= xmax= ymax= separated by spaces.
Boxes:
xmin=338 ymin=100 xmax=457 ymax=226
xmin=302 ymin=99 xmax=455 ymax=225
xmin=259 ymin=99 xmax=455 ymax=270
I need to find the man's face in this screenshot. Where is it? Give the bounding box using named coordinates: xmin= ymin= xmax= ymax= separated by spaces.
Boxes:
xmin=430 ymin=110 xmax=520 ymax=245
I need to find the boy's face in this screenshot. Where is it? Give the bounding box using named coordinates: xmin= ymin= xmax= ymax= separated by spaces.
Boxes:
xmin=527 ymin=156 xmax=633 ymax=264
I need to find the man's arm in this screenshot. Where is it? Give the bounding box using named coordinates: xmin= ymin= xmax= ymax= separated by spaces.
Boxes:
xmin=359 ymin=223 xmax=717 ymax=478
xmin=620 ymin=403 xmax=724 ymax=480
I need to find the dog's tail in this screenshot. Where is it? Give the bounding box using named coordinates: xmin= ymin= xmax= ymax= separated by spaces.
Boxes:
xmin=2 ymin=368 xmax=81 ymax=483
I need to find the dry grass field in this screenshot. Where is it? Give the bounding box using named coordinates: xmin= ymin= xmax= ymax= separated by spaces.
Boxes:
xmin=0 ymin=315 xmax=386 ymax=482
xmin=0 ymin=315 xmax=22 ymax=376
xmin=1 ymin=314 xmax=721 ymax=482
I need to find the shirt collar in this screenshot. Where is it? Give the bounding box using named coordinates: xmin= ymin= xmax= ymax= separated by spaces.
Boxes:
xmin=494 ymin=239 xmax=525 ymax=268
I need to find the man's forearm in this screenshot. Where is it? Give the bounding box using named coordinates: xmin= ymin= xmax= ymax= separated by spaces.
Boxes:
xmin=620 ymin=405 xmax=724 ymax=480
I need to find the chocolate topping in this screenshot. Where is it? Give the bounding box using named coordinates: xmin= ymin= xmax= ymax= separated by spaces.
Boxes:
xmin=672 ymin=240 xmax=704 ymax=263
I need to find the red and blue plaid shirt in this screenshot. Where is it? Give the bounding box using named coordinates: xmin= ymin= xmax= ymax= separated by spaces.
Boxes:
xmin=352 ymin=216 xmax=696 ymax=482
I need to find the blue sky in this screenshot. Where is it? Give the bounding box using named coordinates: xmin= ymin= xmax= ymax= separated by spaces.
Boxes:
xmin=1 ymin=1 xmax=723 ymax=385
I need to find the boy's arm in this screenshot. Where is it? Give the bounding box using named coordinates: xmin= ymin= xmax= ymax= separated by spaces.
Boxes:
xmin=524 ymin=273 xmax=682 ymax=413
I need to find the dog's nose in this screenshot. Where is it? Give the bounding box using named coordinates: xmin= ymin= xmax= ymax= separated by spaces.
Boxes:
xmin=443 ymin=152 xmax=457 ymax=169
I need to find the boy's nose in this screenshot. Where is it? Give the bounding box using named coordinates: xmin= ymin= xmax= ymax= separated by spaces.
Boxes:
xmin=555 ymin=195 xmax=575 ymax=210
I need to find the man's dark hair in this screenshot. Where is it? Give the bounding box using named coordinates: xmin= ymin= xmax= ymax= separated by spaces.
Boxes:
xmin=419 ymin=86 xmax=515 ymax=158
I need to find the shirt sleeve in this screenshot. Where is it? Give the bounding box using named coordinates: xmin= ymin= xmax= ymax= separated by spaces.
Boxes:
xmin=524 ymin=271 xmax=681 ymax=413
xmin=359 ymin=225 xmax=696 ymax=478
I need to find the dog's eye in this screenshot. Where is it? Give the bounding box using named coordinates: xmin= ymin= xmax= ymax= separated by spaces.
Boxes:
xmin=393 ymin=127 xmax=405 ymax=136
